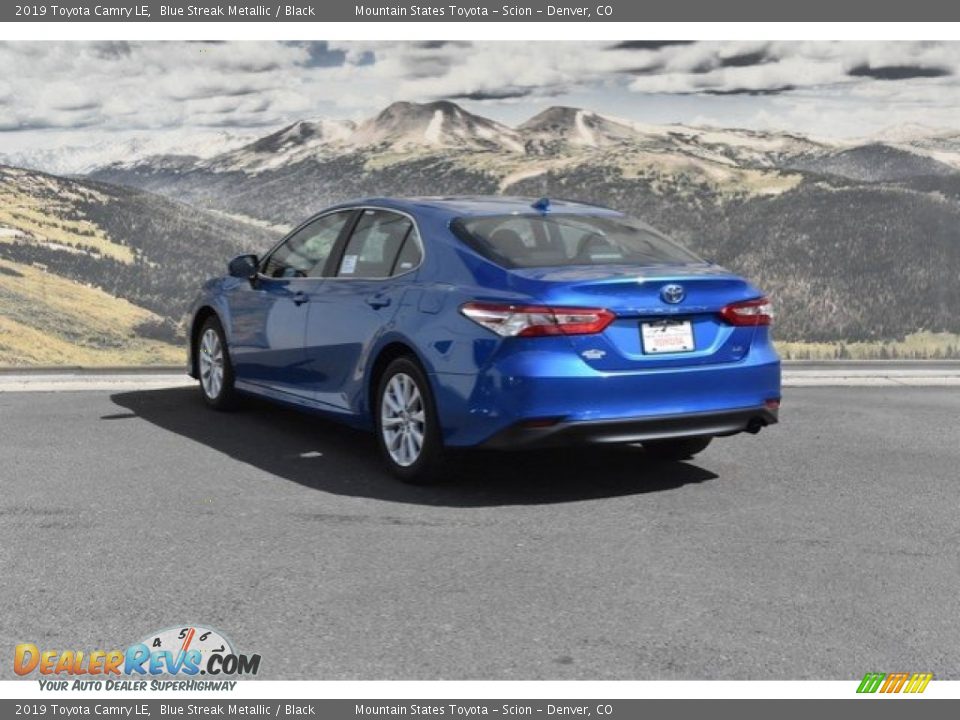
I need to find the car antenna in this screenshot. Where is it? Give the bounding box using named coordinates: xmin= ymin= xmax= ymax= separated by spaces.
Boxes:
xmin=531 ymin=197 xmax=551 ymax=213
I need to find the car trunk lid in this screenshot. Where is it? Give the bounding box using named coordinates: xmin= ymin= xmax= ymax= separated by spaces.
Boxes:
xmin=508 ymin=263 xmax=764 ymax=370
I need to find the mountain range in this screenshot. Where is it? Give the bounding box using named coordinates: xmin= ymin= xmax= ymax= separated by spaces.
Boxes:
xmin=1 ymin=99 xmax=959 ymax=363
xmin=91 ymin=100 xmax=960 ymax=177
xmin=0 ymin=130 xmax=255 ymax=177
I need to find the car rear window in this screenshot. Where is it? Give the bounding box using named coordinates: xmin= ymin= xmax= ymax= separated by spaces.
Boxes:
xmin=451 ymin=213 xmax=703 ymax=269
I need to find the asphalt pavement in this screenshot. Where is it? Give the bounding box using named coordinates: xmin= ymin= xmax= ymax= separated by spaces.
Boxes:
xmin=1 ymin=384 xmax=958 ymax=679
xmin=3 ymin=360 xmax=960 ymax=391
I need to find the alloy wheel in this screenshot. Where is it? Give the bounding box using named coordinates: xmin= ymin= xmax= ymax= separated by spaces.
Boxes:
xmin=380 ymin=372 xmax=426 ymax=467
xmin=199 ymin=327 xmax=225 ymax=400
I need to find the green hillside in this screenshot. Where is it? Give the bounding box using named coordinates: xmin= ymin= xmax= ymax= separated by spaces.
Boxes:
xmin=0 ymin=165 xmax=278 ymax=366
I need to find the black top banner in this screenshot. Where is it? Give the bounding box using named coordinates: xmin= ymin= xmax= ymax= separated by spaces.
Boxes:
xmin=6 ymin=0 xmax=960 ymax=22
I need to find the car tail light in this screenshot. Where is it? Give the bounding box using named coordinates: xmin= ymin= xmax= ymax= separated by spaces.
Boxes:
xmin=460 ymin=302 xmax=615 ymax=337
xmin=719 ymin=297 xmax=774 ymax=326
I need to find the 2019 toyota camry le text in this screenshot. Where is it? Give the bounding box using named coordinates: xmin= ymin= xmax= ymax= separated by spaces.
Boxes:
xmin=187 ymin=196 xmax=780 ymax=483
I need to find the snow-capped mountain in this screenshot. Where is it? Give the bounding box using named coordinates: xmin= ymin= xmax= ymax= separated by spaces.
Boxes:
xmin=517 ymin=106 xmax=831 ymax=167
xmin=881 ymin=134 xmax=960 ymax=171
xmin=870 ymin=123 xmax=959 ymax=144
xmin=656 ymin=126 xmax=831 ymax=168
xmin=205 ymin=119 xmax=356 ymax=173
xmin=0 ymin=130 xmax=255 ymax=176
xmin=519 ymin=107 xmax=641 ymax=150
xmin=81 ymin=100 xmax=960 ymax=183
xmin=785 ymin=143 xmax=959 ymax=182
xmin=349 ymin=101 xmax=524 ymax=153
xmin=16 ymin=100 xmax=960 ymax=180
xmin=87 ymin=99 xmax=960 ymax=222
xmin=159 ymin=102 xmax=526 ymax=175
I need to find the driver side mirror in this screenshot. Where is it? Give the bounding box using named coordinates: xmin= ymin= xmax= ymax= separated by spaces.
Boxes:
xmin=228 ymin=254 xmax=258 ymax=280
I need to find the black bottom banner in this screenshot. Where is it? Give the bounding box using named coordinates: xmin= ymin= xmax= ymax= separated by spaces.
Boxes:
xmin=2 ymin=699 xmax=959 ymax=720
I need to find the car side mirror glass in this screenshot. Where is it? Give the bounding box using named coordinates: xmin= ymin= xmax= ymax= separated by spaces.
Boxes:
xmin=228 ymin=254 xmax=258 ymax=279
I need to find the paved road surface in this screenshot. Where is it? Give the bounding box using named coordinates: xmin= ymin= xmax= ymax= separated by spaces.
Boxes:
xmin=3 ymin=361 xmax=960 ymax=391
xmin=1 ymin=386 xmax=958 ymax=679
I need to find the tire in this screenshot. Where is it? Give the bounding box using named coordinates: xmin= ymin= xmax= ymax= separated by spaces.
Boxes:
xmin=196 ymin=316 xmax=238 ymax=410
xmin=375 ymin=356 xmax=447 ymax=484
xmin=643 ymin=436 xmax=712 ymax=461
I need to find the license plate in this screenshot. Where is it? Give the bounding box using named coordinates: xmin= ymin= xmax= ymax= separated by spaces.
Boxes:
xmin=641 ymin=319 xmax=695 ymax=354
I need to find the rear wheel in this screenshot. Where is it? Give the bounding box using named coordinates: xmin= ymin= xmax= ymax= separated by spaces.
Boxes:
xmin=197 ymin=316 xmax=237 ymax=410
xmin=375 ymin=357 xmax=447 ymax=484
xmin=643 ymin=436 xmax=712 ymax=461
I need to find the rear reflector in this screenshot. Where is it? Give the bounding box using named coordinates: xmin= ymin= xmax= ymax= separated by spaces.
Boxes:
xmin=461 ymin=302 xmax=615 ymax=338
xmin=719 ymin=297 xmax=774 ymax=326
xmin=765 ymin=398 xmax=781 ymax=410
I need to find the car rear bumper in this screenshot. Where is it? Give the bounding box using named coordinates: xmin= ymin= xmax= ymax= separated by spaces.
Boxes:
xmin=479 ymin=405 xmax=778 ymax=449
xmin=431 ymin=348 xmax=781 ymax=447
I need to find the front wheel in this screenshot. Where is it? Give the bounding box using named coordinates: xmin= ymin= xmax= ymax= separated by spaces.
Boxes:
xmin=196 ymin=316 xmax=237 ymax=410
xmin=643 ymin=436 xmax=712 ymax=461
xmin=375 ymin=357 xmax=447 ymax=484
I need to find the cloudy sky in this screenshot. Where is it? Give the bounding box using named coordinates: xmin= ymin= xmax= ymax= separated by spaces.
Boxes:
xmin=3 ymin=40 xmax=960 ymax=156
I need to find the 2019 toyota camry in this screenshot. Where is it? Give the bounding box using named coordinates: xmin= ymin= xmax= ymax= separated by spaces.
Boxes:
xmin=187 ymin=196 xmax=780 ymax=483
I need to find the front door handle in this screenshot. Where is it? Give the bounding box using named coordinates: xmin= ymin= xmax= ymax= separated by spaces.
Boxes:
xmin=293 ymin=292 xmax=308 ymax=306
xmin=366 ymin=294 xmax=391 ymax=309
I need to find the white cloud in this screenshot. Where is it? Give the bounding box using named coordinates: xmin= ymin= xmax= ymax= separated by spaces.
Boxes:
xmin=0 ymin=41 xmax=959 ymax=147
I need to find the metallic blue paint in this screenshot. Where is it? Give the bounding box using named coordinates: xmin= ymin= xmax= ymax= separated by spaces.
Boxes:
xmin=188 ymin=196 xmax=781 ymax=447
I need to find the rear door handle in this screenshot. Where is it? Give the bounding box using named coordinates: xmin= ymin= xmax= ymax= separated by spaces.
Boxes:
xmin=366 ymin=294 xmax=391 ymax=309
xmin=293 ymin=292 xmax=308 ymax=306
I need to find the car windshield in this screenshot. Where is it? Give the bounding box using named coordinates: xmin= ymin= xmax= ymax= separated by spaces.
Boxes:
xmin=452 ymin=213 xmax=703 ymax=269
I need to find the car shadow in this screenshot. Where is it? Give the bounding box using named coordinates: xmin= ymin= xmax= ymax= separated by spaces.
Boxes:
xmin=109 ymin=387 xmax=719 ymax=508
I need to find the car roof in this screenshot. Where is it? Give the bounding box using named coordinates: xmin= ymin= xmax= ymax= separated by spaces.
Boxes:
xmin=335 ymin=195 xmax=623 ymax=219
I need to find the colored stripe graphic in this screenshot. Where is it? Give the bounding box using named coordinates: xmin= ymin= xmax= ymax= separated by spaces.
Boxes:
xmin=857 ymin=673 xmax=886 ymax=693
xmin=881 ymin=672 xmax=908 ymax=693
xmin=857 ymin=672 xmax=932 ymax=694
xmin=904 ymin=673 xmax=933 ymax=694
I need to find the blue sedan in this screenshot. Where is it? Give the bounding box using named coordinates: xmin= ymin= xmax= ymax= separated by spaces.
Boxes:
xmin=187 ymin=196 xmax=780 ymax=483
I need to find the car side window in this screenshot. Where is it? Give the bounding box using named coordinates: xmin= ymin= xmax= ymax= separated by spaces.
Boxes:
xmin=391 ymin=225 xmax=423 ymax=276
xmin=337 ymin=210 xmax=415 ymax=278
xmin=262 ymin=211 xmax=352 ymax=278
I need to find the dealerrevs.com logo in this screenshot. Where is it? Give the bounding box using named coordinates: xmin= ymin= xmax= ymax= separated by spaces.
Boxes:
xmin=15 ymin=626 xmax=260 ymax=691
